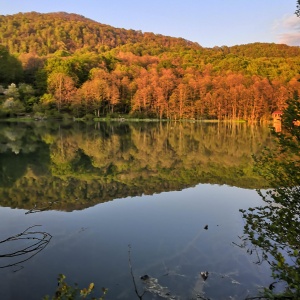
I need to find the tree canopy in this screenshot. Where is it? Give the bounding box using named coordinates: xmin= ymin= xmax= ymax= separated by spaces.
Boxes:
xmin=1 ymin=12 xmax=300 ymax=121
xmin=0 ymin=45 xmax=23 ymax=84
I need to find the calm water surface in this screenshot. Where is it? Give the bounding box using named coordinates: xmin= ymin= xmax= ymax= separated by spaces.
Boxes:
xmin=0 ymin=121 xmax=274 ymax=299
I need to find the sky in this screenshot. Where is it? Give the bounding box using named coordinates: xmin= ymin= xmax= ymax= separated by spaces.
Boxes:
xmin=0 ymin=0 xmax=299 ymax=48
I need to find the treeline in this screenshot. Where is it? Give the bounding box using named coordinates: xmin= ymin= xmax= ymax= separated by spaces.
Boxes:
xmin=0 ymin=12 xmax=300 ymax=121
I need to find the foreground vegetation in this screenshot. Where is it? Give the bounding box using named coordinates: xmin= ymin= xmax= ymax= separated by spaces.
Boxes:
xmin=241 ymin=94 xmax=300 ymax=299
xmin=43 ymin=274 xmax=107 ymax=300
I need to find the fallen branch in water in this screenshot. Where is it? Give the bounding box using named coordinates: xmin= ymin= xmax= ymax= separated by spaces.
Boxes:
xmin=0 ymin=225 xmax=52 ymax=269
xmin=25 ymin=201 xmax=58 ymax=214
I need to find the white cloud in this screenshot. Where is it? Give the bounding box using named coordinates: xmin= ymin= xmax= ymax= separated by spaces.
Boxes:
xmin=278 ymin=32 xmax=300 ymax=46
xmin=273 ymin=14 xmax=300 ymax=46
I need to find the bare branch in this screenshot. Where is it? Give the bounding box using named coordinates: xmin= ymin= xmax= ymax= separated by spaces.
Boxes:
xmin=0 ymin=225 xmax=52 ymax=269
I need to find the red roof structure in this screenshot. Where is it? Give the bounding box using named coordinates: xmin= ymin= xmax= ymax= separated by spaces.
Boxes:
xmin=272 ymin=110 xmax=283 ymax=121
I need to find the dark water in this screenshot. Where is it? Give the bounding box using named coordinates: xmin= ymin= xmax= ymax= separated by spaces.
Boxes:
xmin=0 ymin=121 xmax=274 ymax=299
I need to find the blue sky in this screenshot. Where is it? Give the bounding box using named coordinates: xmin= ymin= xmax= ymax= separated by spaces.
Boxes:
xmin=0 ymin=0 xmax=299 ymax=47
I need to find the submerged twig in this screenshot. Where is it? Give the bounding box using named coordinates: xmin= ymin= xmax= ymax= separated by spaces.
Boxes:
xmin=245 ymin=297 xmax=293 ymax=300
xmin=128 ymin=244 xmax=146 ymax=300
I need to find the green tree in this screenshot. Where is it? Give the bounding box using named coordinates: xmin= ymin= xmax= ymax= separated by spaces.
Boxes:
xmin=296 ymin=0 xmax=300 ymax=17
xmin=2 ymin=98 xmax=25 ymax=116
xmin=0 ymin=45 xmax=23 ymax=84
xmin=240 ymin=93 xmax=300 ymax=298
xmin=18 ymin=83 xmax=37 ymax=112
xmin=4 ymin=83 xmax=20 ymax=100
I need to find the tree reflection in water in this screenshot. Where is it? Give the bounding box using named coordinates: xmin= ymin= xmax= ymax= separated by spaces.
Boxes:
xmin=0 ymin=121 xmax=271 ymax=211
xmin=240 ymin=96 xmax=300 ymax=299
xmin=0 ymin=225 xmax=52 ymax=271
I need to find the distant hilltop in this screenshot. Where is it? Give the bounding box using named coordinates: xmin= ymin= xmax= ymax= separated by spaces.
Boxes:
xmin=0 ymin=11 xmax=201 ymax=55
xmin=0 ymin=11 xmax=299 ymax=56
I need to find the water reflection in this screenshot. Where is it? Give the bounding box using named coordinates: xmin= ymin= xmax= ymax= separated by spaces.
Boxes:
xmin=0 ymin=121 xmax=277 ymax=300
xmin=0 ymin=121 xmax=271 ymax=211
xmin=0 ymin=184 xmax=272 ymax=300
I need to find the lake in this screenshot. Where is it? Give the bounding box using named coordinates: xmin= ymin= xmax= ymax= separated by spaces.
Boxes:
xmin=0 ymin=121 xmax=276 ymax=299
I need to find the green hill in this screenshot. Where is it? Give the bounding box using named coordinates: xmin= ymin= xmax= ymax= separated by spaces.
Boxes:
xmin=0 ymin=12 xmax=201 ymax=55
xmin=1 ymin=12 xmax=300 ymax=122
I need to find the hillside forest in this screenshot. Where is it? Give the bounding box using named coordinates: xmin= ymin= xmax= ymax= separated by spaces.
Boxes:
xmin=1 ymin=12 xmax=300 ymax=121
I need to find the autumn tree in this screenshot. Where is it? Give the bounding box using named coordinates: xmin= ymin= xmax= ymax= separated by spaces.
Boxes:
xmin=18 ymin=52 xmax=44 ymax=85
xmin=78 ymin=68 xmax=110 ymax=116
xmin=131 ymin=68 xmax=152 ymax=116
xmin=47 ymin=72 xmax=77 ymax=111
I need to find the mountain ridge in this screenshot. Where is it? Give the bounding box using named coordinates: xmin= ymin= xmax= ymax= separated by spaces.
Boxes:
xmin=0 ymin=11 xmax=201 ymax=55
xmin=2 ymin=11 xmax=300 ymax=57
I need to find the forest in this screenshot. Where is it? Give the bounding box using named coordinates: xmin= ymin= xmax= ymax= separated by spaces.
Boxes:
xmin=1 ymin=12 xmax=300 ymax=121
